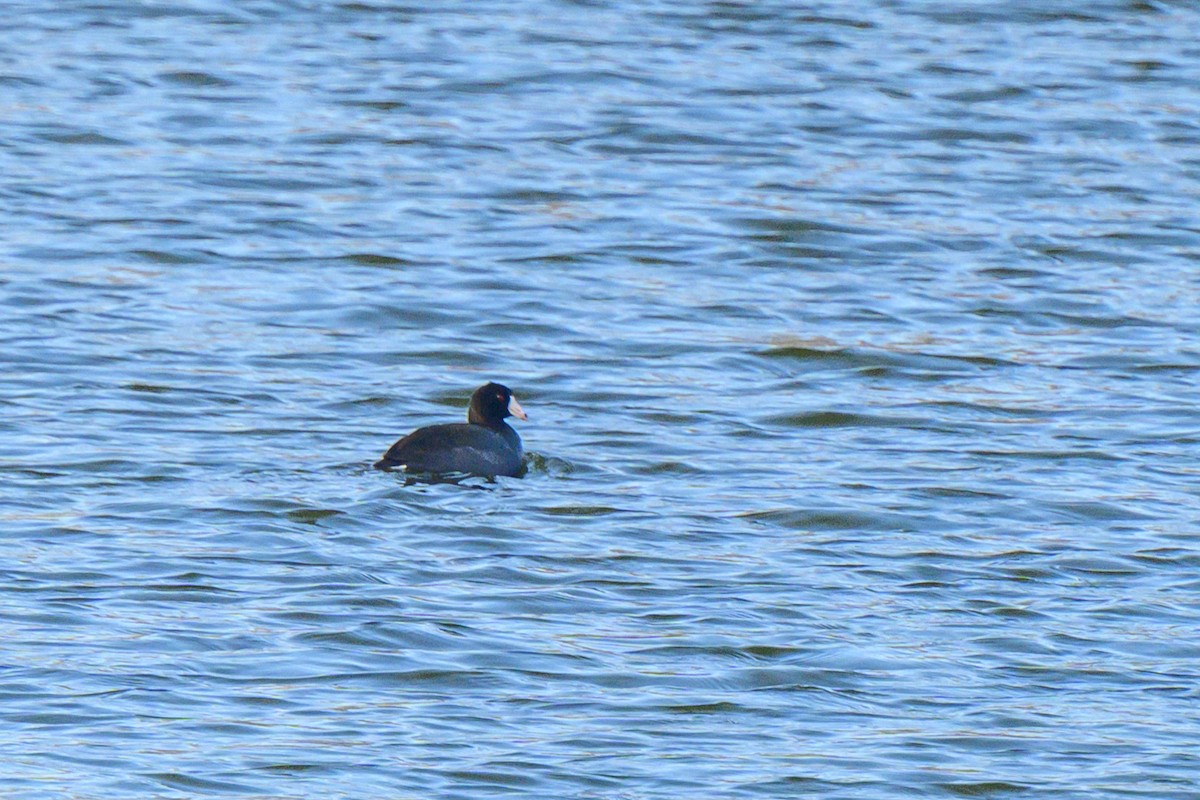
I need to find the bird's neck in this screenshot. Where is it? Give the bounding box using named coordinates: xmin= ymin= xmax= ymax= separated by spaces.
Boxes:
xmin=468 ymin=409 xmax=504 ymax=428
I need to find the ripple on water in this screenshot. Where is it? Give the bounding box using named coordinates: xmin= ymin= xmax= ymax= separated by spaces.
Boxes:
xmin=3 ymin=1 xmax=1200 ymax=798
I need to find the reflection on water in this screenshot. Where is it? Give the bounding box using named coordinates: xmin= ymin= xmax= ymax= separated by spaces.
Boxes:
xmin=2 ymin=1 xmax=1199 ymax=797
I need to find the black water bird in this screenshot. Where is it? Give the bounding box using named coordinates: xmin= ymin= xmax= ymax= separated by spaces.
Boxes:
xmin=374 ymin=382 xmax=527 ymax=477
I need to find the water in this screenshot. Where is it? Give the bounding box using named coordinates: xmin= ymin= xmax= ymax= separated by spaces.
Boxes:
xmin=3 ymin=1 xmax=1200 ymax=797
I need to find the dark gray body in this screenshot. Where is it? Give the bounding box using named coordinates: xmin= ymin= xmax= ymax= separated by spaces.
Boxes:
xmin=374 ymin=421 xmax=524 ymax=477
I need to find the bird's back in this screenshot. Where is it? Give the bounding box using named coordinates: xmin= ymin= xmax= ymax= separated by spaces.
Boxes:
xmin=374 ymin=422 xmax=524 ymax=477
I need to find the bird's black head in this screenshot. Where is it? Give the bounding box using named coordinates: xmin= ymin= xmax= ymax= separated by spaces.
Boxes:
xmin=468 ymin=382 xmax=527 ymax=427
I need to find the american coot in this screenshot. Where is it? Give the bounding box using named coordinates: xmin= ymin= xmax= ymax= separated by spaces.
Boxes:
xmin=374 ymin=382 xmax=527 ymax=477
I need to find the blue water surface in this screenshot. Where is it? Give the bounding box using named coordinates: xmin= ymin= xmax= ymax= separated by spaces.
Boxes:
xmin=2 ymin=1 xmax=1200 ymax=797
